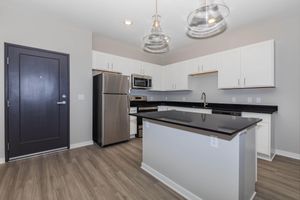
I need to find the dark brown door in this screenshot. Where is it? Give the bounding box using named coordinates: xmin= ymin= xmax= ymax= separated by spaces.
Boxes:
xmin=5 ymin=43 xmax=70 ymax=161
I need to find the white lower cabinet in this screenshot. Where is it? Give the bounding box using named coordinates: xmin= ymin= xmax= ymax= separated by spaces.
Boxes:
xmin=130 ymin=107 xmax=137 ymax=138
xmin=158 ymin=106 xmax=168 ymax=111
xmin=242 ymin=112 xmax=274 ymax=161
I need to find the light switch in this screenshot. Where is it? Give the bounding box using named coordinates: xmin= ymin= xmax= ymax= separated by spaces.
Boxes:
xmin=78 ymin=94 xmax=85 ymax=100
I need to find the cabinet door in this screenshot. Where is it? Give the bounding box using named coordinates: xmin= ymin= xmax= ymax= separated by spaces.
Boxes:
xmin=147 ymin=64 xmax=162 ymax=91
xmin=241 ymin=40 xmax=275 ymax=88
xmin=256 ymin=122 xmax=270 ymax=155
xmin=173 ymin=63 xmax=189 ymax=90
xmin=218 ymin=49 xmax=241 ymax=89
xmin=202 ymin=53 xmax=220 ymax=72
xmin=111 ymin=56 xmax=128 ymax=75
xmin=162 ymin=65 xmax=174 ymax=90
xmin=186 ymin=59 xmax=200 ymax=75
xmin=242 ymin=112 xmax=272 ymax=157
xmin=92 ymin=51 xmax=111 ymax=71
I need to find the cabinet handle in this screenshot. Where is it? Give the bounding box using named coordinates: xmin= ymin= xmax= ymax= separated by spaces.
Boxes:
xmin=202 ymin=65 xmax=204 ymax=72
xmin=244 ymin=78 xmax=246 ymax=86
xmin=238 ymin=79 xmax=240 ymax=86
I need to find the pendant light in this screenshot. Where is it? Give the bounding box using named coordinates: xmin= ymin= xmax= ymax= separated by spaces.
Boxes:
xmin=143 ymin=0 xmax=170 ymax=54
xmin=187 ymin=0 xmax=230 ymax=39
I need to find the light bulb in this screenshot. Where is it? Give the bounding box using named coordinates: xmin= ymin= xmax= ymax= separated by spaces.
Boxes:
xmin=208 ymin=18 xmax=216 ymax=24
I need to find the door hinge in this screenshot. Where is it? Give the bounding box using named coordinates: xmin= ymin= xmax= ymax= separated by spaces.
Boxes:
xmin=6 ymin=57 xmax=9 ymax=65
xmin=7 ymin=143 xmax=10 ymax=151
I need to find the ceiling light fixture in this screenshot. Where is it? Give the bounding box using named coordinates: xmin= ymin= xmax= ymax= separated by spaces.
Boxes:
xmin=124 ymin=19 xmax=133 ymax=26
xmin=142 ymin=0 xmax=170 ymax=54
xmin=187 ymin=0 xmax=230 ymax=39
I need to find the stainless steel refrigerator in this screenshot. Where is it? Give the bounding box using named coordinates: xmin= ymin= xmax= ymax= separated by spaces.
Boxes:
xmin=93 ymin=73 xmax=130 ymax=147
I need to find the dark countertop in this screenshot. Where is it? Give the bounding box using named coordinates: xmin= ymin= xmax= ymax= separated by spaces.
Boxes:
xmin=130 ymin=101 xmax=278 ymax=114
xmin=130 ymin=110 xmax=262 ymax=140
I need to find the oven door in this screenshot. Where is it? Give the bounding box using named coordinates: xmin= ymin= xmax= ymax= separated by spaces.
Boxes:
xmin=136 ymin=106 xmax=158 ymax=138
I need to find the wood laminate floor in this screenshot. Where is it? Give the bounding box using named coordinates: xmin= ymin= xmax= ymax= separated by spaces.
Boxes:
xmin=0 ymin=139 xmax=299 ymax=200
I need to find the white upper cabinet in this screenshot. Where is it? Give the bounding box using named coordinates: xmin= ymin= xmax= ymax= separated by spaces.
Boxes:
xmin=218 ymin=40 xmax=275 ymax=89
xmin=93 ymin=39 xmax=275 ymax=91
xmin=145 ymin=64 xmax=162 ymax=91
xmin=218 ymin=49 xmax=241 ymax=89
xmin=241 ymin=40 xmax=275 ymax=88
xmin=92 ymin=51 xmax=114 ymax=71
xmin=162 ymin=63 xmax=189 ymax=91
xmin=187 ymin=53 xmax=220 ymax=75
xmin=201 ymin=53 xmax=220 ymax=72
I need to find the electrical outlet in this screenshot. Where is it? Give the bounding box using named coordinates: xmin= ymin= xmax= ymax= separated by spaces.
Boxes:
xmin=210 ymin=136 xmax=219 ymax=148
xmin=232 ymin=97 xmax=236 ymax=103
xmin=256 ymin=97 xmax=261 ymax=103
xmin=247 ymin=97 xmax=253 ymax=103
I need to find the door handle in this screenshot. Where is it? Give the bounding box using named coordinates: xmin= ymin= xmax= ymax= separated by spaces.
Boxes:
xmin=57 ymin=101 xmax=67 ymax=105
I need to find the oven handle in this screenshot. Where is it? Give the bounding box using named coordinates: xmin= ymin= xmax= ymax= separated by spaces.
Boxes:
xmin=138 ymin=106 xmax=158 ymax=111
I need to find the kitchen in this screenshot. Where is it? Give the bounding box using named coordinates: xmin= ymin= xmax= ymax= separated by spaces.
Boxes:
xmin=0 ymin=0 xmax=300 ymax=200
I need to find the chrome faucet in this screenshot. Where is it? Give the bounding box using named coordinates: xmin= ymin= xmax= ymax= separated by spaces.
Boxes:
xmin=201 ymin=92 xmax=208 ymax=108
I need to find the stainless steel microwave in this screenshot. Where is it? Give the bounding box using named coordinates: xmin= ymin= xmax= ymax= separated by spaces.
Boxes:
xmin=131 ymin=74 xmax=152 ymax=89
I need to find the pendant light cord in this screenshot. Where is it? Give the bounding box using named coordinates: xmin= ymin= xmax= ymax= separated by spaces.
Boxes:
xmin=155 ymin=0 xmax=158 ymax=21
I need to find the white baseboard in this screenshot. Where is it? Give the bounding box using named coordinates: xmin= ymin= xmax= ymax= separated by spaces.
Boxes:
xmin=70 ymin=140 xmax=94 ymax=149
xmin=250 ymin=192 xmax=256 ymax=200
xmin=0 ymin=158 xmax=5 ymax=164
xmin=275 ymin=149 xmax=300 ymax=160
xmin=130 ymin=135 xmax=136 ymax=139
xmin=141 ymin=163 xmax=202 ymax=200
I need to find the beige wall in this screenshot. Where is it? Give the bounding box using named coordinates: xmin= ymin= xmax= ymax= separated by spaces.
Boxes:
xmin=0 ymin=6 xmax=93 ymax=160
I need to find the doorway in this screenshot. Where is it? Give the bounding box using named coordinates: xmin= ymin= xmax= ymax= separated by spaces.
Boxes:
xmin=5 ymin=43 xmax=70 ymax=161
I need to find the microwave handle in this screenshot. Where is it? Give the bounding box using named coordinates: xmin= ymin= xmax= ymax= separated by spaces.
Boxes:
xmin=148 ymin=79 xmax=152 ymax=88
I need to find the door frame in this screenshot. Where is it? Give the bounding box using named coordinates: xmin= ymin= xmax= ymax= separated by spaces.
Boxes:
xmin=4 ymin=43 xmax=70 ymax=162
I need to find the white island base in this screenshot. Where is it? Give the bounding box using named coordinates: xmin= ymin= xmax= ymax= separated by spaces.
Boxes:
xmin=141 ymin=119 xmax=257 ymax=200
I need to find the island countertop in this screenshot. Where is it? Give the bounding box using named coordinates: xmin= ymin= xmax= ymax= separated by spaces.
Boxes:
xmin=130 ymin=110 xmax=262 ymax=138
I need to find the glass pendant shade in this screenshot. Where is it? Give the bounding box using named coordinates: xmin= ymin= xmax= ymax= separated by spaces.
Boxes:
xmin=187 ymin=0 xmax=230 ymax=39
xmin=143 ymin=0 xmax=170 ymax=54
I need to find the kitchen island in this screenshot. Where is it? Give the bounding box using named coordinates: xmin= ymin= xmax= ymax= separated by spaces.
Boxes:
xmin=131 ymin=110 xmax=261 ymax=200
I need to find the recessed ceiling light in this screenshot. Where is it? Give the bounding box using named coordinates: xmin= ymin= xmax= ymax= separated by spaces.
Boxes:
xmin=124 ymin=19 xmax=133 ymax=26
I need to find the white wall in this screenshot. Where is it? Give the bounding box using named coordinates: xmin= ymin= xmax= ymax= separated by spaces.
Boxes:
xmin=0 ymin=6 xmax=93 ymax=160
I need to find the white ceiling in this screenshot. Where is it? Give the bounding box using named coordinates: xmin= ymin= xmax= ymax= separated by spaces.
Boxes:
xmin=2 ymin=0 xmax=300 ymax=50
